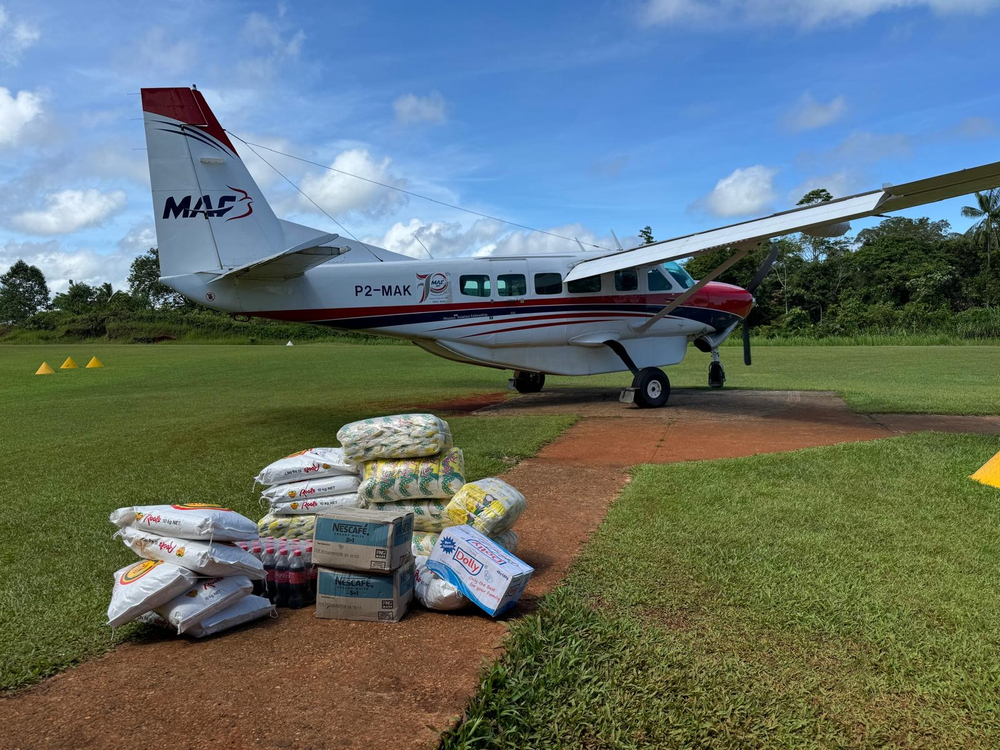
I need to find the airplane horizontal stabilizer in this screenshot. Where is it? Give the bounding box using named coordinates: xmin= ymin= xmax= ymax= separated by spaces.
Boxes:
xmin=208 ymin=233 xmax=344 ymax=282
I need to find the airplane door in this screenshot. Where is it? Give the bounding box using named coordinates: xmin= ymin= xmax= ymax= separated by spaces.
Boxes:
xmin=488 ymin=259 xmax=532 ymax=345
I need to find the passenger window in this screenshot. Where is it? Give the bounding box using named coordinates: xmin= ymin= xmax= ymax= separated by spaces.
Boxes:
xmin=614 ymin=269 xmax=638 ymax=292
xmin=567 ymin=276 xmax=602 ymax=294
xmin=534 ymin=272 xmax=562 ymax=295
xmin=497 ymin=274 xmax=527 ymax=297
xmin=647 ymin=268 xmax=672 ymax=292
xmin=460 ymin=275 xmax=491 ymax=297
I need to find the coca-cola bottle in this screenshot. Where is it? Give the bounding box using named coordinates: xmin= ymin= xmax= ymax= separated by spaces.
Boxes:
xmin=287 ymin=550 xmax=305 ymax=609
xmin=304 ymin=544 xmax=317 ymax=603
xmin=251 ymin=545 xmax=265 ymax=596
xmin=262 ymin=546 xmax=277 ymax=602
xmin=275 ymin=549 xmax=290 ymax=607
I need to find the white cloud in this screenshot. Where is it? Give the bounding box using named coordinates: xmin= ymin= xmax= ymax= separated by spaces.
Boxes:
xmin=11 ymin=189 xmax=127 ymax=235
xmin=393 ymin=92 xmax=447 ymax=125
xmin=693 ymin=165 xmax=777 ymax=217
xmin=785 ymin=93 xmax=846 ymax=131
xmin=953 ymin=116 xmax=998 ymax=139
xmin=0 ymin=239 xmax=132 ymax=294
xmin=117 ymin=223 xmax=156 ymax=256
xmin=828 ymin=131 xmax=911 ymax=162
xmin=242 ymin=11 xmax=305 ymax=57
xmin=0 ymin=86 xmax=42 ymax=146
xmin=0 ymin=6 xmax=39 ymax=66
xmin=298 ymin=148 xmax=408 ymax=219
xmin=640 ymin=0 xmax=1000 ymax=29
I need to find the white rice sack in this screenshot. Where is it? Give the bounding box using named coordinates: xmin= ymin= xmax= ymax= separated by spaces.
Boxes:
xmin=359 ymin=448 xmax=465 ymax=503
xmin=255 ymin=448 xmax=356 ymax=486
xmin=107 ymin=560 xmax=198 ymax=628
xmin=372 ymin=499 xmax=452 ymax=532
xmin=337 ymin=414 xmax=452 ymax=462
xmin=445 ymin=478 xmax=527 ymax=536
xmin=257 ymin=512 xmax=316 ymax=539
xmin=261 ymin=474 xmax=361 ymax=503
xmin=414 ymin=556 xmax=468 ymax=611
xmin=109 ymin=504 xmax=258 ymax=541
xmin=154 ymin=576 xmax=252 ymax=634
xmin=117 ymin=527 xmax=265 ymax=579
xmin=185 ymin=595 xmax=275 ymax=637
xmin=269 ymin=493 xmax=364 ymax=515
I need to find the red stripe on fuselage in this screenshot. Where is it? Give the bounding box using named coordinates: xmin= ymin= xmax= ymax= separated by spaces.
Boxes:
xmin=433 ymin=310 xmax=651 ymax=331
xmin=461 ymin=318 xmax=621 ymax=338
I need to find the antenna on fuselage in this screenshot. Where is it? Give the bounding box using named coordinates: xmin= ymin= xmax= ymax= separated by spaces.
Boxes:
xmin=411 ymin=232 xmax=435 ymax=259
xmin=611 ymin=229 xmax=625 ymax=252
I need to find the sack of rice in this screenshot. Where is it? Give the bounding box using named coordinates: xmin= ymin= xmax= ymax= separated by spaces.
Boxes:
xmin=109 ymin=504 xmax=258 ymax=541
xmin=154 ymin=576 xmax=253 ymax=634
xmin=261 ymin=474 xmax=361 ymax=503
xmin=257 ymin=512 xmax=316 ymax=539
xmin=107 ymin=560 xmax=198 ymax=628
xmin=359 ymin=448 xmax=465 ymax=503
xmin=117 ymin=527 xmax=265 ymax=579
xmin=337 ymin=414 xmax=452 ymax=462
xmin=142 ymin=594 xmax=275 ymax=638
xmin=268 ymin=493 xmax=364 ymax=515
xmin=414 ymin=556 xmax=468 ymax=611
xmin=372 ymin=498 xmax=451 ymax=532
xmin=445 ymin=478 xmax=526 ymax=536
xmin=255 ymin=448 xmax=356 ymax=486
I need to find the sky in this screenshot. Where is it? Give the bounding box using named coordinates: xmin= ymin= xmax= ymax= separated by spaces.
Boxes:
xmin=2 ymin=0 xmax=1000 ymax=292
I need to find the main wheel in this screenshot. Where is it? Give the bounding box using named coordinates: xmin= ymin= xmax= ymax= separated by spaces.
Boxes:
xmin=512 ymin=371 xmax=545 ymax=394
xmin=632 ymin=367 xmax=670 ymax=408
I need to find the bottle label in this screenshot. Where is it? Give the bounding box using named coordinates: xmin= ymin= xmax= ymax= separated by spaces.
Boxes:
xmin=276 ymin=570 xmax=289 ymax=584
xmin=266 ymin=570 xmax=276 ymax=581
xmin=289 ymin=571 xmax=305 ymax=585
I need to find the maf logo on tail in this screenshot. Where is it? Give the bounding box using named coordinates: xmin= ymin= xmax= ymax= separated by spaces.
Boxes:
xmin=162 ymin=186 xmax=253 ymax=221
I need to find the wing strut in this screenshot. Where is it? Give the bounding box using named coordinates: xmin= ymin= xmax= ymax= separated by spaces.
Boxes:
xmin=632 ymin=242 xmax=756 ymax=334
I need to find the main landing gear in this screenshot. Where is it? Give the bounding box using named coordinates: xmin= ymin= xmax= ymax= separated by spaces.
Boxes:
xmin=630 ymin=367 xmax=670 ymax=408
xmin=510 ymin=370 xmax=545 ymax=394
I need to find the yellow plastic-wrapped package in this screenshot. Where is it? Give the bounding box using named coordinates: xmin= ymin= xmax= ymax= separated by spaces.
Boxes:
xmin=360 ymin=448 xmax=465 ymax=503
xmin=373 ymin=498 xmax=451 ymax=532
xmin=337 ymin=414 xmax=452 ymax=462
xmin=446 ymin=478 xmax=526 ymax=536
xmin=411 ymin=528 xmax=520 ymax=558
xmin=257 ymin=512 xmax=316 ymax=539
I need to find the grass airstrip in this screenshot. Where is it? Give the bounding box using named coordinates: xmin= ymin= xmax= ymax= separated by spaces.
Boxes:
xmin=3 ymin=343 xmax=1000 ymax=746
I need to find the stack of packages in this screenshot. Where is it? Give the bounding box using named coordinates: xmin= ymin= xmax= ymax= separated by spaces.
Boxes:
xmin=340 ymin=413 xmax=532 ymax=614
xmin=106 ymin=504 xmax=274 ymax=637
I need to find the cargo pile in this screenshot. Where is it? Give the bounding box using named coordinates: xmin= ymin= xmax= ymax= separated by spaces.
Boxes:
xmin=107 ymin=504 xmax=274 ymax=637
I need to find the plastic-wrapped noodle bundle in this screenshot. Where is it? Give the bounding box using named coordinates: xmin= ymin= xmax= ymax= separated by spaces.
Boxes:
xmin=337 ymin=414 xmax=452 ymax=462
xmin=373 ymin=499 xmax=451 ymax=532
xmin=256 ymin=512 xmax=316 ymax=539
xmin=360 ymin=448 xmax=465 ymax=503
xmin=446 ymin=478 xmax=526 ymax=536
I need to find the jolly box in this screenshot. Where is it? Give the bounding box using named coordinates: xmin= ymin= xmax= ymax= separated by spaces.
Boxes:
xmin=427 ymin=525 xmax=533 ymax=616
xmin=315 ymin=560 xmax=414 ymax=622
xmin=313 ymin=507 xmax=413 ymax=572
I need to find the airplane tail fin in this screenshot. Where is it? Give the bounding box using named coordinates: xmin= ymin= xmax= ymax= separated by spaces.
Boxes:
xmin=141 ymin=87 xmax=328 ymax=278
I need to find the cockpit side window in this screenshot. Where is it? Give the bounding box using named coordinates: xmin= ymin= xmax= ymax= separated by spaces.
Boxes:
xmin=647 ymin=267 xmax=672 ymax=292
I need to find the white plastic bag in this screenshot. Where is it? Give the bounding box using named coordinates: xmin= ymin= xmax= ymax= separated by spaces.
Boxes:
xmin=414 ymin=556 xmax=468 ymax=611
xmin=446 ymin=478 xmax=526 ymax=536
xmin=257 ymin=512 xmax=316 ymax=539
xmin=261 ymin=475 xmax=361 ymax=503
xmin=117 ymin=527 xmax=265 ymax=579
xmin=154 ymin=576 xmax=252 ymax=634
xmin=268 ymin=493 xmax=364 ymax=515
xmin=185 ymin=594 xmax=275 ymax=637
xmin=359 ymin=448 xmax=465 ymax=503
xmin=337 ymin=414 xmax=452 ymax=462
xmin=370 ymin=499 xmax=451 ymax=532
xmin=255 ymin=448 xmax=356 ymax=486
xmin=109 ymin=504 xmax=258 ymax=541
xmin=107 ymin=560 xmax=199 ymax=628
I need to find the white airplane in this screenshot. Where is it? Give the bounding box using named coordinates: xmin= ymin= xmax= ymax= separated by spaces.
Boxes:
xmin=141 ymin=87 xmax=1000 ymax=408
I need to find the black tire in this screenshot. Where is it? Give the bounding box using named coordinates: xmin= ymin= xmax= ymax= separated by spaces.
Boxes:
xmin=512 ymin=371 xmax=545 ymax=394
xmin=708 ymin=361 xmax=726 ymax=389
xmin=632 ymin=367 xmax=670 ymax=408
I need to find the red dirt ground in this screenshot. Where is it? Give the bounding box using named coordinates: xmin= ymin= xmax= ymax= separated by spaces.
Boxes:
xmin=3 ymin=389 xmax=998 ymax=750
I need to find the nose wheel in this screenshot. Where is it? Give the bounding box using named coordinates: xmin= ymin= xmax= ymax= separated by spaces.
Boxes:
xmin=708 ymin=358 xmax=726 ymax=389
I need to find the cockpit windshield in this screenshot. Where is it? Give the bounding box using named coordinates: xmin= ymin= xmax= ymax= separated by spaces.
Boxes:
xmin=662 ymin=261 xmax=696 ymax=290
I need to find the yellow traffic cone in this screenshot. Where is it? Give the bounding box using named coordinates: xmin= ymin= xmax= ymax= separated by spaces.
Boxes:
xmin=86 ymin=356 xmax=103 ymax=369
xmin=971 ymin=451 xmax=1000 ymax=490
xmin=61 ymin=357 xmax=78 ymax=369
xmin=35 ymin=362 xmax=55 ymax=375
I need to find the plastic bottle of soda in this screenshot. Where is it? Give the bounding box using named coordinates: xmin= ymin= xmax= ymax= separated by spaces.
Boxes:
xmin=262 ymin=546 xmax=277 ymax=602
xmin=287 ymin=550 xmax=305 ymax=609
xmin=250 ymin=545 xmax=265 ymax=596
xmin=275 ymin=549 xmax=291 ymax=607
xmin=305 ymin=544 xmax=317 ymax=603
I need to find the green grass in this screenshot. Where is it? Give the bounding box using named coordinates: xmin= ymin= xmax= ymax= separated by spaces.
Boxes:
xmin=0 ymin=344 xmax=573 ymax=692
xmin=443 ymin=433 xmax=1000 ymax=749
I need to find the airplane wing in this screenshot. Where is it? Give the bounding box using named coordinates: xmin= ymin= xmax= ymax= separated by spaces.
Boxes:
xmin=564 ymin=159 xmax=1000 ymax=282
xmin=209 ymin=233 xmax=345 ymax=282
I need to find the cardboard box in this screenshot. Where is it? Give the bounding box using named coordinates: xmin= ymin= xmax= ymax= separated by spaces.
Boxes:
xmin=427 ymin=525 xmax=533 ymax=616
xmin=313 ymin=507 xmax=413 ymax=572
xmin=315 ymin=561 xmax=414 ymax=622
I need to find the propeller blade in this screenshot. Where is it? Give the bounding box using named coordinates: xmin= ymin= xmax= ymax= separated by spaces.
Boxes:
xmin=743 ymin=321 xmax=752 ymax=366
xmin=747 ymin=244 xmax=780 ymax=293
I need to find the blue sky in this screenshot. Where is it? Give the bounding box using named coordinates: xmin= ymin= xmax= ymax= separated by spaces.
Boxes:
xmin=1 ymin=0 xmax=999 ymax=291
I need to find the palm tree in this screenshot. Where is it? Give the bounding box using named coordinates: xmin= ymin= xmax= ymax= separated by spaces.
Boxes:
xmin=962 ymin=189 xmax=1000 ymax=307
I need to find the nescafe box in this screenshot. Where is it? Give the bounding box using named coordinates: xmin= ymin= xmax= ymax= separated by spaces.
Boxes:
xmin=312 ymin=507 xmax=413 ymax=572
xmin=315 ymin=561 xmax=414 ymax=622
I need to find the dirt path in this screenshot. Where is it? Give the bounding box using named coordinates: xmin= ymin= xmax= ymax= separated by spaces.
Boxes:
xmin=4 ymin=389 xmax=998 ymax=750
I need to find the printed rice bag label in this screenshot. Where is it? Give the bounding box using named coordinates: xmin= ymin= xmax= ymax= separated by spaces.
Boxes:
xmin=155 ymin=576 xmax=252 ymax=634
xmin=107 ymin=560 xmax=199 ymax=628
xmin=269 ymin=493 xmax=364 ymax=515
xmin=255 ymin=447 xmax=357 ymax=486
xmin=445 ymin=478 xmax=526 ymax=536
xmin=337 ymin=414 xmax=452 ymax=462
xmin=261 ymin=474 xmax=361 ymax=503
xmin=117 ymin=527 xmax=265 ymax=579
xmin=360 ymin=448 xmax=465 ymax=503
xmin=109 ymin=504 xmax=258 ymax=541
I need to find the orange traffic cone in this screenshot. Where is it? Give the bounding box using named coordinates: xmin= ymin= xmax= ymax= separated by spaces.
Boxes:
xmin=86 ymin=356 xmax=103 ymax=368
xmin=35 ymin=362 xmax=55 ymax=375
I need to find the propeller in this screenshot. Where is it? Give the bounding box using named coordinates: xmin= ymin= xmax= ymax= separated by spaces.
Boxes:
xmin=742 ymin=244 xmax=780 ymax=366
